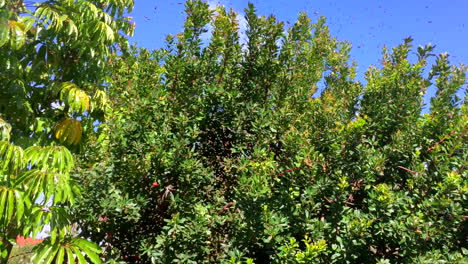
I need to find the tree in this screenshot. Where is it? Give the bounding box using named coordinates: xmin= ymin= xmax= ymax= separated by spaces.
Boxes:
xmin=53 ymin=0 xmax=468 ymax=263
xmin=0 ymin=0 xmax=134 ymax=263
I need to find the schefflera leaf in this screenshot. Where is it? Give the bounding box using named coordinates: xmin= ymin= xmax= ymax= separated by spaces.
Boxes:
xmin=0 ymin=141 xmax=24 ymax=176
xmin=51 ymin=82 xmax=91 ymax=114
xmin=24 ymin=145 xmax=74 ymax=173
xmin=32 ymin=237 xmax=102 ymax=264
xmin=0 ymin=185 xmax=30 ymax=226
xmin=17 ymin=146 xmax=75 ymax=202
xmin=54 ymin=118 xmax=83 ymax=145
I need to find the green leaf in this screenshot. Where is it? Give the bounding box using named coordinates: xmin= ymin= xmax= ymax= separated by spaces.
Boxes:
xmin=21 ymin=16 xmax=36 ymax=32
xmin=50 ymin=228 xmax=57 ymax=245
xmin=25 ymin=145 xmax=74 ymax=173
xmin=74 ymin=238 xmax=101 ymax=253
xmin=0 ymin=10 xmax=8 ymax=47
xmin=71 ymin=246 xmax=87 ymax=264
xmin=7 ymin=189 xmax=14 ymax=222
xmin=55 ymin=247 xmax=65 ymax=264
xmin=33 ymin=242 xmax=54 ymax=264
xmin=44 ymin=244 xmax=60 ymax=264
xmin=82 ymin=248 xmax=101 ymax=264
xmin=9 ymin=20 xmax=26 ymax=50
xmin=65 ymin=248 xmax=75 ymax=264
xmin=0 ymin=188 xmax=7 ymax=221
xmin=14 ymin=190 xmax=24 ymax=222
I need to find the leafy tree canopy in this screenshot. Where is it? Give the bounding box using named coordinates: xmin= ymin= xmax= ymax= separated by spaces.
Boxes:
xmin=0 ymin=0 xmax=134 ymax=263
xmin=1 ymin=0 xmax=467 ymax=263
xmin=74 ymin=1 xmax=467 ymax=264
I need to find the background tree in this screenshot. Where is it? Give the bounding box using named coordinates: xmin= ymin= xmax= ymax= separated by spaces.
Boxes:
xmin=74 ymin=1 xmax=467 ymax=263
xmin=0 ymin=0 xmax=134 ymax=262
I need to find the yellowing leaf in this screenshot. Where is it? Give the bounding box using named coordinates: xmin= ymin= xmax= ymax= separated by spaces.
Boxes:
xmin=54 ymin=118 xmax=83 ymax=145
xmin=51 ymin=82 xmax=91 ymax=113
xmin=9 ymin=20 xmax=26 ymax=50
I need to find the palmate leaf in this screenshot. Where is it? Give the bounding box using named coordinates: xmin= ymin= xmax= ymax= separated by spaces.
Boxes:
xmin=92 ymin=89 xmax=110 ymax=113
xmin=16 ymin=167 xmax=80 ymax=205
xmin=93 ymin=21 xmax=115 ymax=43
xmin=16 ymin=169 xmax=68 ymax=203
xmin=77 ymin=1 xmax=100 ymax=20
xmin=54 ymin=118 xmax=83 ymax=145
xmin=0 ymin=141 xmax=24 ymax=176
xmin=51 ymin=82 xmax=91 ymax=114
xmin=24 ymin=145 xmax=74 ymax=173
xmin=33 ymin=237 xmax=102 ymax=264
xmin=24 ymin=206 xmax=70 ymax=239
xmin=18 ymin=145 xmax=77 ymax=203
xmin=53 ymin=178 xmax=81 ymax=205
xmin=0 ymin=185 xmax=29 ymax=226
xmin=64 ymin=17 xmax=78 ymax=39
xmin=35 ymin=3 xmax=66 ymax=33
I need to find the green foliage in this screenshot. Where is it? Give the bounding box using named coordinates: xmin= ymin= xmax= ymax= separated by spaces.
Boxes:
xmin=32 ymin=237 xmax=102 ymax=264
xmin=0 ymin=0 xmax=134 ymax=262
xmin=73 ymin=1 xmax=467 ymax=263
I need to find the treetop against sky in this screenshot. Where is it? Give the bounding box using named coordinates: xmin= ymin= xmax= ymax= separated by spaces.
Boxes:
xmin=130 ymin=0 xmax=467 ymax=76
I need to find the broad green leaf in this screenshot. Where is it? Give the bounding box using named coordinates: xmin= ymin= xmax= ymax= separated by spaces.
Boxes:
xmin=14 ymin=190 xmax=24 ymax=222
xmin=82 ymin=248 xmax=101 ymax=264
xmin=74 ymin=238 xmax=101 ymax=253
xmin=25 ymin=145 xmax=74 ymax=173
xmin=55 ymin=247 xmax=65 ymax=264
xmin=7 ymin=188 xmax=14 ymax=222
xmin=33 ymin=244 xmax=54 ymax=264
xmin=52 ymin=82 xmax=91 ymax=113
xmin=0 ymin=187 xmax=7 ymax=221
xmin=21 ymin=16 xmax=36 ymax=32
xmin=0 ymin=10 xmax=8 ymax=47
xmin=44 ymin=244 xmax=60 ymax=264
xmin=65 ymin=248 xmax=75 ymax=264
xmin=71 ymin=246 xmax=88 ymax=264
xmin=50 ymin=230 xmax=57 ymax=246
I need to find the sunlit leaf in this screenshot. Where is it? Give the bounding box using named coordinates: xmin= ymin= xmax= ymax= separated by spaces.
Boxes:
xmin=54 ymin=118 xmax=83 ymax=145
xmin=25 ymin=145 xmax=74 ymax=173
xmin=0 ymin=141 xmax=24 ymax=175
xmin=0 ymin=10 xmax=9 ymax=47
xmin=9 ymin=20 xmax=26 ymax=50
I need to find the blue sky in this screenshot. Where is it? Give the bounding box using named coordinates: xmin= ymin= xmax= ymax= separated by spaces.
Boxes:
xmin=129 ymin=0 xmax=467 ymax=80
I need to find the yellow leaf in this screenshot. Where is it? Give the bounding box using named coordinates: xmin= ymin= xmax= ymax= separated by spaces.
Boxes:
xmin=54 ymin=118 xmax=83 ymax=145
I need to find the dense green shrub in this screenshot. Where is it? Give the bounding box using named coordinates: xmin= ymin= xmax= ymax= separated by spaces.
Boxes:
xmin=74 ymin=1 xmax=467 ymax=263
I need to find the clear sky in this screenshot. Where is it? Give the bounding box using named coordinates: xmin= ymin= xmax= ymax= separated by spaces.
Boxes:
xmin=129 ymin=0 xmax=467 ymax=80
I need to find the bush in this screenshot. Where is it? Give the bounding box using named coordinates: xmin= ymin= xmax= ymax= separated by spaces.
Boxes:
xmin=73 ymin=1 xmax=467 ymax=263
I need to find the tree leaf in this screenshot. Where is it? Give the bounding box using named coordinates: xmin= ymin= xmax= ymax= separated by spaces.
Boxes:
xmin=0 ymin=10 xmax=8 ymax=47
xmin=9 ymin=20 xmax=26 ymax=50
